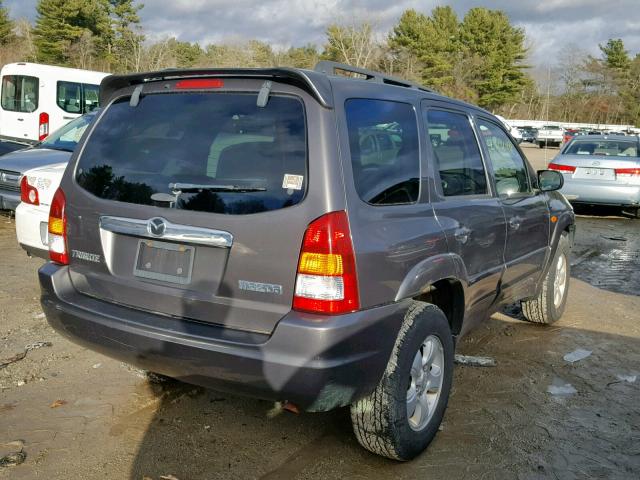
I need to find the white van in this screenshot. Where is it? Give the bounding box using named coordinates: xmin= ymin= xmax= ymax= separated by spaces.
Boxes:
xmin=0 ymin=62 xmax=109 ymax=144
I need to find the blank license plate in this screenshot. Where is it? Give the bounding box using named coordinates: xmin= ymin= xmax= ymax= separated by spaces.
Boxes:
xmin=133 ymin=240 xmax=194 ymax=285
xmin=575 ymin=167 xmax=615 ymax=180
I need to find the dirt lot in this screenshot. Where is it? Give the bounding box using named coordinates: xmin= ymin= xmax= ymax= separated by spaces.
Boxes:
xmin=1 ymin=145 xmax=639 ymax=479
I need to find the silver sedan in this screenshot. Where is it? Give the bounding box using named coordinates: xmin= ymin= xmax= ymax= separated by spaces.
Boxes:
xmin=548 ymin=135 xmax=640 ymax=218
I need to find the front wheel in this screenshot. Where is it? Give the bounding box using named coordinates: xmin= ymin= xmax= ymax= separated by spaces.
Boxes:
xmin=538 ymin=141 xmax=545 ymax=149
xmin=350 ymin=303 xmax=454 ymax=460
xmin=521 ymin=233 xmax=571 ymax=324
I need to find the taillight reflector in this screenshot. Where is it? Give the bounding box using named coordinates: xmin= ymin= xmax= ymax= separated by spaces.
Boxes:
xmin=48 ymin=188 xmax=68 ymax=265
xmin=39 ymin=112 xmax=49 ymax=141
xmin=175 ymin=79 xmax=224 ymax=89
xmin=293 ymin=211 xmax=359 ymax=315
xmin=548 ymin=162 xmax=576 ymax=173
xmin=20 ymin=176 xmax=39 ymax=206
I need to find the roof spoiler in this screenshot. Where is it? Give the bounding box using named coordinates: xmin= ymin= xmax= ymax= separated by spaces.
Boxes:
xmin=99 ymin=67 xmax=334 ymax=108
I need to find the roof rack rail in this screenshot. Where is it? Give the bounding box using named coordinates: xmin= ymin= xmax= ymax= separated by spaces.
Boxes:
xmin=314 ymin=61 xmax=433 ymax=93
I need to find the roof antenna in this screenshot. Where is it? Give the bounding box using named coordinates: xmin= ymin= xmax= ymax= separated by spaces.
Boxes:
xmin=257 ymin=81 xmax=272 ymax=108
xmin=130 ymin=84 xmax=144 ymax=107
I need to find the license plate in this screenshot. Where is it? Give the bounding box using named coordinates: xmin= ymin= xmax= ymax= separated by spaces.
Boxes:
xmin=575 ymin=167 xmax=615 ymax=180
xmin=133 ymin=239 xmax=194 ymax=285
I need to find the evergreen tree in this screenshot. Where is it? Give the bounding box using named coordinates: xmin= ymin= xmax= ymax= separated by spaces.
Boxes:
xmin=34 ymin=0 xmax=112 ymax=65
xmin=599 ymin=38 xmax=630 ymax=71
xmin=459 ymin=8 xmax=530 ymax=109
xmin=0 ymin=0 xmax=13 ymax=46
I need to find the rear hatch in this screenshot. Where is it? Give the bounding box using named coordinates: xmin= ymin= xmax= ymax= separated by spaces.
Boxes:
xmin=62 ymin=77 xmax=336 ymax=334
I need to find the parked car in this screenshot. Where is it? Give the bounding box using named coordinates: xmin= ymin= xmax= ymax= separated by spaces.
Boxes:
xmin=518 ymin=127 xmax=538 ymax=143
xmin=0 ymin=139 xmax=27 ymax=157
xmin=536 ymin=125 xmax=564 ymax=148
xmin=495 ymin=115 xmax=522 ymax=143
xmin=562 ymin=129 xmax=581 ymax=145
xmin=16 ymin=162 xmax=67 ymax=257
xmin=0 ymin=62 xmax=107 ymax=144
xmin=0 ymin=110 xmax=96 ymax=211
xmin=549 ymin=134 xmax=640 ymax=217
xmin=39 ymin=62 xmax=574 ymax=461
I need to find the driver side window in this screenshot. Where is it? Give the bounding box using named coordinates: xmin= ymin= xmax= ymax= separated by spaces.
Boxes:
xmin=477 ymin=119 xmax=531 ymax=196
xmin=425 ymin=109 xmax=488 ymax=197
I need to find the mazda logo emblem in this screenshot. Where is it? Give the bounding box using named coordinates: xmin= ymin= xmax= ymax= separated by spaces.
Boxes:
xmin=147 ymin=217 xmax=167 ymax=237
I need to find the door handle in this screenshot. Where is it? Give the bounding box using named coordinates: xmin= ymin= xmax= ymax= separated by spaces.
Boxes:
xmin=17 ymin=118 xmax=24 ymax=121
xmin=63 ymin=116 xmax=74 ymax=120
xmin=509 ymin=217 xmax=522 ymax=230
xmin=454 ymin=227 xmax=472 ymax=244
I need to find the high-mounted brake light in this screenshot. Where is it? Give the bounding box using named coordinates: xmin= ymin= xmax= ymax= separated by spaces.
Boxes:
xmin=20 ymin=176 xmax=39 ymax=206
xmin=615 ymin=167 xmax=640 ymax=177
xmin=38 ymin=112 xmax=49 ymax=141
xmin=175 ymin=79 xmax=224 ymax=89
xmin=293 ymin=211 xmax=359 ymax=315
xmin=548 ymin=162 xmax=576 ymax=173
xmin=48 ymin=188 xmax=68 ymax=265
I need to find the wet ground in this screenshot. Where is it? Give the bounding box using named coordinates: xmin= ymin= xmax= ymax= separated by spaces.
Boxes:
xmin=1 ymin=146 xmax=639 ymax=479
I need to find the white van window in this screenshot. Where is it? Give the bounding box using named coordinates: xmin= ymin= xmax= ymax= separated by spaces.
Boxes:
xmin=57 ymin=82 xmax=100 ymax=114
xmin=1 ymin=75 xmax=39 ymax=113
xmin=57 ymin=81 xmax=82 ymax=113
xmin=84 ymin=84 xmax=100 ymax=112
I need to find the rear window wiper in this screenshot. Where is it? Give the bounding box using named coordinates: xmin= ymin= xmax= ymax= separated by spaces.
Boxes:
xmin=169 ymin=182 xmax=266 ymax=193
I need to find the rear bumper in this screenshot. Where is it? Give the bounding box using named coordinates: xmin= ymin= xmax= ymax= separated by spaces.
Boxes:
xmin=15 ymin=202 xmax=49 ymax=258
xmin=561 ymin=179 xmax=640 ymax=207
xmin=40 ymin=263 xmax=407 ymax=412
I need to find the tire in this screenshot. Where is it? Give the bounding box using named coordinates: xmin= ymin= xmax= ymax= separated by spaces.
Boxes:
xmin=350 ymin=302 xmax=454 ymax=461
xmin=538 ymin=142 xmax=544 ymax=149
xmin=521 ymin=233 xmax=571 ymax=324
xmin=622 ymin=207 xmax=640 ymax=219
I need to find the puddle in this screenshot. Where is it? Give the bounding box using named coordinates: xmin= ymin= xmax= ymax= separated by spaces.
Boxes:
xmin=571 ymin=215 xmax=640 ymax=296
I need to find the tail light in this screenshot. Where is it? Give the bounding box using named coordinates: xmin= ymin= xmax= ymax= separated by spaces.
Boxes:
xmin=615 ymin=167 xmax=640 ymax=178
xmin=293 ymin=211 xmax=359 ymax=315
xmin=48 ymin=188 xmax=68 ymax=265
xmin=548 ymin=162 xmax=576 ymax=173
xmin=20 ymin=176 xmax=39 ymax=206
xmin=38 ymin=112 xmax=49 ymax=141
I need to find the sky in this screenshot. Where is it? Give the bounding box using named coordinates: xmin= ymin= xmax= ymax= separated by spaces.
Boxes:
xmin=5 ymin=0 xmax=640 ymax=70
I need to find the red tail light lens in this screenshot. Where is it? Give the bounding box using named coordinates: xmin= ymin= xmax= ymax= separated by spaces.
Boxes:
xmin=39 ymin=112 xmax=49 ymax=141
xmin=615 ymin=168 xmax=640 ymax=177
xmin=293 ymin=211 xmax=359 ymax=315
xmin=48 ymin=188 xmax=68 ymax=265
xmin=20 ymin=176 xmax=39 ymax=206
xmin=176 ymin=79 xmax=224 ymax=89
xmin=548 ymin=162 xmax=576 ymax=173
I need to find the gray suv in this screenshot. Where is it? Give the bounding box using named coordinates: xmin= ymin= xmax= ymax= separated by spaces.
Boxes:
xmin=39 ymin=62 xmax=574 ymax=460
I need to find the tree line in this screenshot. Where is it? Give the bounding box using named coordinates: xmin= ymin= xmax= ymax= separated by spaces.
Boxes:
xmin=0 ymin=0 xmax=637 ymax=126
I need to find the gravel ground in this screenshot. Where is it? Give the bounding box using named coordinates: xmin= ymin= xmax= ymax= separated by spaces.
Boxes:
xmin=1 ymin=145 xmax=639 ymax=479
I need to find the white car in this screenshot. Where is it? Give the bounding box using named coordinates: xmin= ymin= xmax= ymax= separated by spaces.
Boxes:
xmin=16 ymin=162 xmax=67 ymax=258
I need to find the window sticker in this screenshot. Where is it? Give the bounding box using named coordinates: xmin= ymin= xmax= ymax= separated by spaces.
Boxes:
xmin=282 ymin=174 xmax=304 ymax=191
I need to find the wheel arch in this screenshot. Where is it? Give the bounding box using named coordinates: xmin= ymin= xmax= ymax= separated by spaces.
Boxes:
xmin=395 ymin=253 xmax=468 ymax=336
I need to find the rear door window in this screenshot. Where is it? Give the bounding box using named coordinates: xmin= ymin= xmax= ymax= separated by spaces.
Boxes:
xmin=425 ymin=109 xmax=488 ymax=197
xmin=76 ymin=92 xmax=307 ymax=215
xmin=345 ymin=99 xmax=420 ymax=205
xmin=1 ymin=75 xmax=39 ymax=112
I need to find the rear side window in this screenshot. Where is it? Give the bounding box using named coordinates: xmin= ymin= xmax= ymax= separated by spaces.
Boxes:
xmin=57 ymin=82 xmax=100 ymax=114
xmin=425 ymin=109 xmax=487 ymax=197
xmin=1 ymin=75 xmax=39 ymax=113
xmin=76 ymin=92 xmax=307 ymax=215
xmin=346 ymin=99 xmax=419 ymax=205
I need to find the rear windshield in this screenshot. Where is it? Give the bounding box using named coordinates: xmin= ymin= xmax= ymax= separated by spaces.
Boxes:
xmin=565 ymin=140 xmax=639 ymax=157
xmin=76 ymin=92 xmax=307 ymax=214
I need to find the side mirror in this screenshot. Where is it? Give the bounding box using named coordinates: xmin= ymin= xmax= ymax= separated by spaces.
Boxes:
xmin=538 ymin=170 xmax=564 ymax=192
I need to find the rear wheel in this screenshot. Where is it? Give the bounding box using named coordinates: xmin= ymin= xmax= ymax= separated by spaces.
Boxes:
xmin=538 ymin=141 xmax=544 ymax=149
xmin=521 ymin=233 xmax=570 ymax=324
xmin=350 ymin=303 xmax=454 ymax=460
